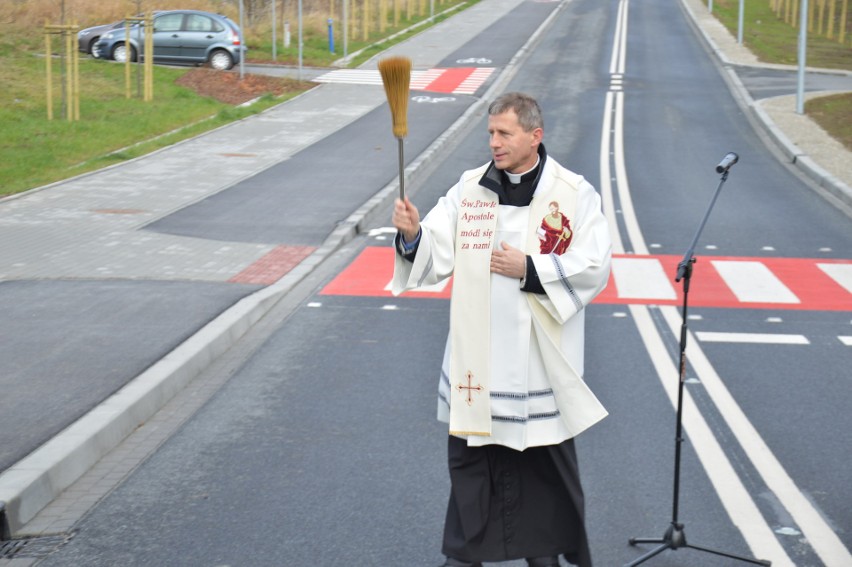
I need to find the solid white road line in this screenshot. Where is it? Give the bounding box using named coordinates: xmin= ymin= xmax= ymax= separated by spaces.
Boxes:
xmin=695 ymin=332 xmax=810 ymax=345
xmin=661 ymin=306 xmax=852 ymax=567
xmin=632 ymin=305 xmax=795 ymax=566
xmin=599 ymin=91 xmax=624 ymax=253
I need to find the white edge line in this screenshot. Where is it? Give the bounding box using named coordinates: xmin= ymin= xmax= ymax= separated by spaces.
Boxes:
xmin=600 ymin=91 xmax=625 ymax=254
xmin=662 ymin=305 xmax=852 ymax=566
xmin=613 ymin=92 xmax=648 ymax=255
xmin=630 ymin=305 xmax=794 ymax=566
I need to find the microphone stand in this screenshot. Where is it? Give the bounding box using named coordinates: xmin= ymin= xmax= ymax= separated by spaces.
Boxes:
xmin=625 ymin=165 xmax=771 ymax=567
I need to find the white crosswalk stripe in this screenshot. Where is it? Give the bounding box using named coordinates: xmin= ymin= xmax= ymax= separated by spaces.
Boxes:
xmin=454 ymin=68 xmax=495 ymax=94
xmin=313 ymin=69 xmax=385 ymax=85
xmin=611 ymin=257 xmax=677 ymax=300
xmin=711 ymin=260 xmax=800 ymax=303
xmin=312 ymin=67 xmax=493 ymax=95
xmin=410 ymin=69 xmax=445 ymax=90
xmin=817 ymin=262 xmax=852 ymax=294
xmin=384 ymin=278 xmax=450 ymax=293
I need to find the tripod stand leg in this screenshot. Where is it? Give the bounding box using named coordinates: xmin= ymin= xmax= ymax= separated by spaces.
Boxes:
xmin=623 ymin=541 xmax=671 ymax=567
xmin=625 ymin=523 xmax=683 ymax=567
xmin=627 ymin=524 xmax=771 ymax=566
xmin=685 ymin=543 xmax=772 ymax=566
xmin=628 ymin=537 xmax=664 ymax=545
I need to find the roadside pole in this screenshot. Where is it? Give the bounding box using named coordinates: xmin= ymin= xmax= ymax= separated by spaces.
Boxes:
xmin=239 ymin=0 xmax=245 ymax=80
xmin=796 ymin=0 xmax=808 ymax=114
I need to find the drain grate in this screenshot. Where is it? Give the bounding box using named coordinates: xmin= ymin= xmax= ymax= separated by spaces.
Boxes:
xmin=0 ymin=533 xmax=74 ymax=559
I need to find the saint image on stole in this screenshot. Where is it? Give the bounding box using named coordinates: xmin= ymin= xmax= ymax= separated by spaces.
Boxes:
xmin=537 ymin=200 xmax=573 ymax=254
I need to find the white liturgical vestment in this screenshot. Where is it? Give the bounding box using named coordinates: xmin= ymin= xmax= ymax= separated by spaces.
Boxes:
xmin=393 ymin=156 xmax=612 ymax=450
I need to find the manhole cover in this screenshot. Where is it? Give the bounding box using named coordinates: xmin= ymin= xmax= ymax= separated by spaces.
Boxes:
xmin=0 ymin=533 xmax=74 ymax=559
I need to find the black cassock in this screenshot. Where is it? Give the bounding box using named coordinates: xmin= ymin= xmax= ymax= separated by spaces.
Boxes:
xmin=441 ymin=436 xmax=592 ymax=566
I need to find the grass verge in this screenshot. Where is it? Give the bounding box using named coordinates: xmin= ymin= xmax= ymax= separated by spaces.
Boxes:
xmin=806 ymin=92 xmax=852 ymax=150
xmin=0 ymin=57 xmax=305 ymax=196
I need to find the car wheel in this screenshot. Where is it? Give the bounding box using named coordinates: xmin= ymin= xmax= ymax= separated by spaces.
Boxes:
xmin=112 ymin=43 xmax=136 ymax=63
xmin=208 ymin=49 xmax=234 ymax=71
xmin=89 ymin=38 xmax=102 ymax=58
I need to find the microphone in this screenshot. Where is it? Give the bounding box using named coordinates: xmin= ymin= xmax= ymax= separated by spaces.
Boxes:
xmin=715 ymin=152 xmax=739 ymax=174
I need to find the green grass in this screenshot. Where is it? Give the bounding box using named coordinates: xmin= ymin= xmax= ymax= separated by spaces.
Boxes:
xmin=806 ymin=92 xmax=852 ymax=150
xmin=0 ymin=0 xmax=474 ymax=197
xmin=709 ymin=0 xmax=852 ymax=68
xmin=0 ymin=53 xmax=294 ymax=195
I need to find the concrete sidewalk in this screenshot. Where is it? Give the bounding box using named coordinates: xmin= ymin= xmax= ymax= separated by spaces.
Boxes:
xmin=1 ymin=0 xmax=850 ymax=542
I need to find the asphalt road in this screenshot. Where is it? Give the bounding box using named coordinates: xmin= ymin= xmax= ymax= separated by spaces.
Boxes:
xmin=28 ymin=0 xmax=851 ymax=565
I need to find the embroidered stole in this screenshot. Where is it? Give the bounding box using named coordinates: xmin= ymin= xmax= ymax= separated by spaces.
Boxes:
xmin=449 ymin=170 xmax=608 ymax=438
xmin=448 ymin=188 xmax=498 ymax=436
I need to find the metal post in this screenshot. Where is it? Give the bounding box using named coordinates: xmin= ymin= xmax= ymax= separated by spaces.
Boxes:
xmin=136 ymin=19 xmax=142 ymax=98
xmin=272 ymin=0 xmax=277 ymax=61
xmin=124 ymin=20 xmax=131 ymax=98
xmin=796 ymin=0 xmax=809 ymax=114
xmin=737 ymin=0 xmax=744 ymax=44
xmin=343 ymin=0 xmax=348 ymax=60
xmin=145 ymin=14 xmax=153 ymax=101
xmin=73 ymin=26 xmax=80 ymax=118
xmin=328 ymin=18 xmax=335 ymax=53
xmin=238 ymin=0 xmax=245 ymax=80
xmin=45 ymin=27 xmax=53 ymax=120
xmin=298 ymin=0 xmax=303 ymax=79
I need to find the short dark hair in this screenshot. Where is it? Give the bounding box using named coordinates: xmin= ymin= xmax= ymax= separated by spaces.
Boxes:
xmin=488 ymin=92 xmax=543 ymax=132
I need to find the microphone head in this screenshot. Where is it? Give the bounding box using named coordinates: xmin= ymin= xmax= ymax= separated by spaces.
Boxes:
xmin=715 ymin=152 xmax=739 ymax=174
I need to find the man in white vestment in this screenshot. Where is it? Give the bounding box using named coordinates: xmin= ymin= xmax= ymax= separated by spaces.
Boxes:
xmin=392 ymin=92 xmax=612 ymax=567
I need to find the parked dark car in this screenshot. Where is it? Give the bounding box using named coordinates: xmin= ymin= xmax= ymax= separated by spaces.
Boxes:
xmin=93 ymin=10 xmax=244 ymax=71
xmin=77 ymin=20 xmax=124 ymax=58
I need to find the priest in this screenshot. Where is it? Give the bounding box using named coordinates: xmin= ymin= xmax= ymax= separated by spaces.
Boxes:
xmin=391 ymin=92 xmax=612 ymax=567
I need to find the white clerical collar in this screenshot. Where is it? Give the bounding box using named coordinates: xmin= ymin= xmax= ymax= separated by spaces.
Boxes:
xmin=505 ymin=155 xmax=541 ymax=184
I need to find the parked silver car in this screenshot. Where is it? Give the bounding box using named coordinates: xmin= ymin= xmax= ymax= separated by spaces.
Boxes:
xmin=93 ymin=10 xmax=244 ymax=71
xmin=77 ymin=20 xmax=124 ymax=58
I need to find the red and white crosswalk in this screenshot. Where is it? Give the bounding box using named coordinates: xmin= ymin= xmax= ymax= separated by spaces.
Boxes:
xmin=320 ymin=247 xmax=852 ymax=311
xmin=312 ymin=67 xmax=495 ymax=95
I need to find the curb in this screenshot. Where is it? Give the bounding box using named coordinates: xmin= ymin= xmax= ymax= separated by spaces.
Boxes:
xmin=0 ymin=0 xmax=564 ymax=536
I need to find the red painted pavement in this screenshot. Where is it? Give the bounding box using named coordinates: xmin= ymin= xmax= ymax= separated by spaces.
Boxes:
xmin=319 ymin=247 xmax=852 ymax=311
xmin=229 ymin=245 xmax=316 ymax=285
xmin=423 ymin=68 xmax=485 ymax=94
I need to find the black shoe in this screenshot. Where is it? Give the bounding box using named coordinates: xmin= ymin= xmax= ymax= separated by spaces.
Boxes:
xmin=526 ymin=557 xmax=560 ymax=567
xmin=440 ymin=558 xmax=483 ymax=567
